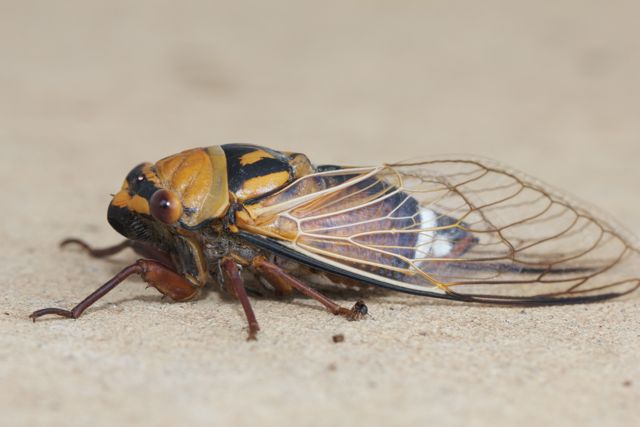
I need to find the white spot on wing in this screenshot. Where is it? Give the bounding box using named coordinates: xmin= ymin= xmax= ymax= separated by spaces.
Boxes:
xmin=432 ymin=240 xmax=453 ymax=257
xmin=416 ymin=208 xmax=436 ymax=254
xmin=416 ymin=208 xmax=453 ymax=258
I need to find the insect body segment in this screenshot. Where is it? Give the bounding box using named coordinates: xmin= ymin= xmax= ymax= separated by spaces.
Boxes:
xmin=224 ymin=144 xmax=296 ymax=202
xmin=30 ymin=145 xmax=640 ymax=339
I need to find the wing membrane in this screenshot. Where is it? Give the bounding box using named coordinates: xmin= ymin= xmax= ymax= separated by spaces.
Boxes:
xmin=245 ymin=158 xmax=640 ymax=302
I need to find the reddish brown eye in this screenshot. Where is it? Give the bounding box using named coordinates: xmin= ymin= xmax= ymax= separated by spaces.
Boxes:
xmin=150 ymin=189 xmax=183 ymax=224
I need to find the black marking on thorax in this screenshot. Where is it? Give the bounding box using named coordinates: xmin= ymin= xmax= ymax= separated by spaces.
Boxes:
xmin=222 ymin=144 xmax=294 ymax=198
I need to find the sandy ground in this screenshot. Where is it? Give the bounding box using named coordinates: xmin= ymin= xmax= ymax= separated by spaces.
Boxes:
xmin=2 ymin=1 xmax=640 ymax=426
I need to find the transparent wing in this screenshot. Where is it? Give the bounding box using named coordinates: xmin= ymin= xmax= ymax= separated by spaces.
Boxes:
xmin=245 ymin=158 xmax=640 ymax=302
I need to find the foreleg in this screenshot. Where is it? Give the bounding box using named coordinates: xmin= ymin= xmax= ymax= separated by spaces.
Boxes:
xmin=30 ymin=259 xmax=198 ymax=321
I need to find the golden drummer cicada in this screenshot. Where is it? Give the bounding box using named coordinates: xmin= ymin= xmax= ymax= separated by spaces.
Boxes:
xmin=30 ymin=144 xmax=640 ymax=339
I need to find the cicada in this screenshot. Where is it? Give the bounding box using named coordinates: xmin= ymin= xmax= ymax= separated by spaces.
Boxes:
xmin=30 ymin=144 xmax=640 ymax=339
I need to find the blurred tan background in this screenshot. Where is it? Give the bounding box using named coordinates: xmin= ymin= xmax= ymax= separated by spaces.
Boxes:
xmin=1 ymin=1 xmax=639 ymax=426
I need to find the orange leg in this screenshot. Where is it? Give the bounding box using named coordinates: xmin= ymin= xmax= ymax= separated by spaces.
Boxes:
xmin=30 ymin=259 xmax=198 ymax=321
xmin=220 ymin=258 xmax=260 ymax=341
xmin=251 ymin=256 xmax=368 ymax=320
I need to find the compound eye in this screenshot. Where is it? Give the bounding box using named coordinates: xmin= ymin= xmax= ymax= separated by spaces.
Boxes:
xmin=150 ymin=189 xmax=183 ymax=224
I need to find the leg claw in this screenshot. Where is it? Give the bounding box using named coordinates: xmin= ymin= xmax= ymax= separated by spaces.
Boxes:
xmin=246 ymin=323 xmax=260 ymax=341
xmin=337 ymin=300 xmax=368 ymax=321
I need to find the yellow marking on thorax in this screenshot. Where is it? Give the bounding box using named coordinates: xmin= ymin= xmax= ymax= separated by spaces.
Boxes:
xmin=206 ymin=146 xmax=230 ymax=219
xmin=235 ymin=171 xmax=290 ymax=201
xmin=239 ymin=149 xmax=275 ymax=166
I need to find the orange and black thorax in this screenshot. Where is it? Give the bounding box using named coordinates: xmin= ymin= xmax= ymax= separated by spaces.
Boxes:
xmin=223 ymin=144 xmax=311 ymax=203
xmin=108 ymin=144 xmax=311 ymax=232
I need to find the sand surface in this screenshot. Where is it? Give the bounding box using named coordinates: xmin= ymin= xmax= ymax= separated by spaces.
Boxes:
xmin=2 ymin=2 xmax=640 ymax=426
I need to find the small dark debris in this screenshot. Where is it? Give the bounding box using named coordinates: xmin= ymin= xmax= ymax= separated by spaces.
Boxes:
xmin=332 ymin=334 xmax=345 ymax=343
xmin=4 ymin=312 xmax=9 ymax=316
xmin=328 ymin=363 xmax=337 ymax=371
xmin=623 ymin=380 xmax=632 ymax=387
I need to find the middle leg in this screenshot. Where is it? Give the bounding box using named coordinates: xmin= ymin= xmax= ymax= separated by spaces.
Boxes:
xmin=251 ymin=256 xmax=368 ymax=320
xmin=220 ymin=258 xmax=260 ymax=341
